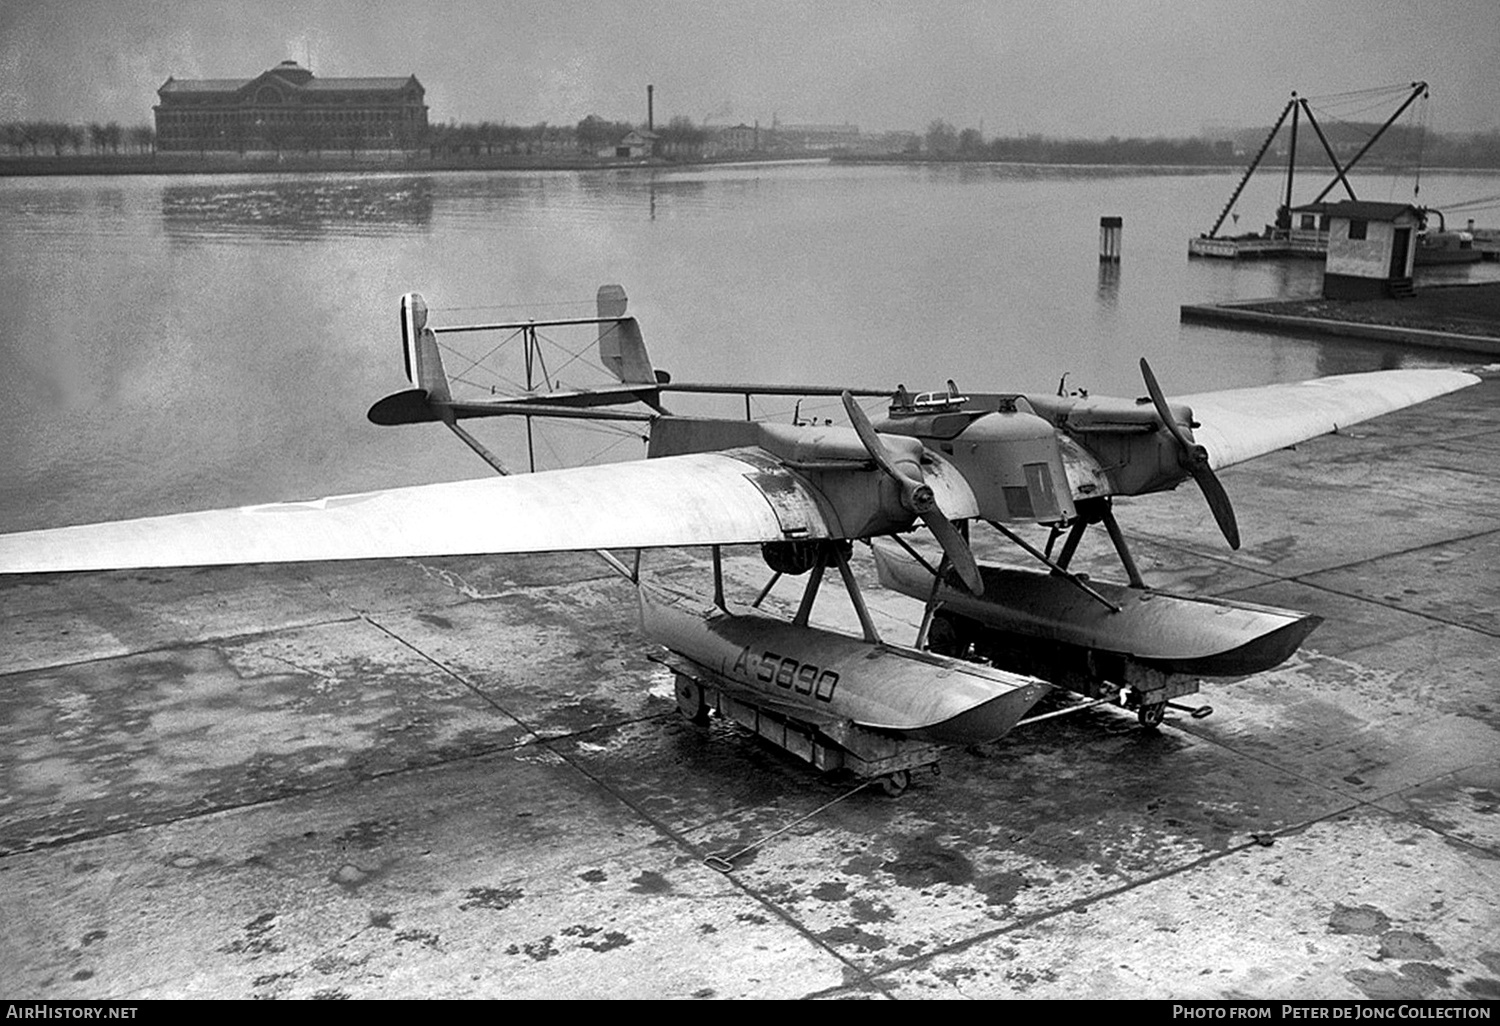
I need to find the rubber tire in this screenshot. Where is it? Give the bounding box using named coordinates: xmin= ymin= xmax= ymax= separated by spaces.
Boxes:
xmin=878 ymin=769 xmax=911 ymax=797
xmin=1137 ymin=702 xmax=1166 ymax=729
xmin=675 ymin=673 xmax=709 ymax=726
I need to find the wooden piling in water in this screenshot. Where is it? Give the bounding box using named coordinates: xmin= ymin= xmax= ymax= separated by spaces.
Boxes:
xmin=1100 ymin=216 xmax=1122 ymax=262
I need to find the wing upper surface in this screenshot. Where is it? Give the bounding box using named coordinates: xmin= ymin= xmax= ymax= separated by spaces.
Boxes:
xmin=0 ymin=450 xmax=842 ymax=574
xmin=1181 ymin=368 xmax=1479 ymax=471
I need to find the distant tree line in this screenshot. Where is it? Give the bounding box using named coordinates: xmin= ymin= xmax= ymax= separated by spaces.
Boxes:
xmin=426 ymin=114 xmax=708 ymax=157
xmin=921 ymin=118 xmax=1500 ymax=169
xmin=6 ymin=113 xmax=1497 ymax=168
xmin=424 ymin=120 xmax=572 ymax=156
xmin=2 ymin=120 xmax=157 ymax=156
xmin=0 ymin=113 xmax=704 ymax=161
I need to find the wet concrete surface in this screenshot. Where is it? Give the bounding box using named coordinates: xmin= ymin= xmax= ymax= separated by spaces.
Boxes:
xmin=2 ymin=373 xmax=1498 ymax=999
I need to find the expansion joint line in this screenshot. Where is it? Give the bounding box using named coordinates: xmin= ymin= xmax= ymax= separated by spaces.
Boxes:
xmin=818 ymin=798 xmax=1373 ymax=996
xmin=1281 ymin=524 xmax=1500 ymax=639
xmin=352 ymin=566 xmax=904 ymax=993
xmin=548 ymin=748 xmax=900 ymax=998
xmin=358 ymin=612 xmax=536 ymax=727
xmin=812 ymin=718 xmax=1497 ymax=995
xmin=0 ymin=611 xmax=368 ymax=678
xmin=356 ymin=602 xmax=894 ymax=990
xmin=356 ymin=611 xmax=661 ymax=747
xmin=1171 ymin=718 xmax=1499 ymax=860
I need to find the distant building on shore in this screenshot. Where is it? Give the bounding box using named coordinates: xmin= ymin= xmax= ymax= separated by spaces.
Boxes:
xmin=154 ymin=60 xmax=428 ymax=154
xmin=771 ymin=123 xmax=861 ymax=152
xmin=605 ymin=129 xmax=657 ymax=159
xmin=716 ymin=124 xmax=761 ymax=153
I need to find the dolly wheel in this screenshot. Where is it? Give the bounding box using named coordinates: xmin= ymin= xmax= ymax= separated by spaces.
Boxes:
xmin=675 ymin=673 xmax=709 ymax=726
xmin=1137 ymin=702 xmax=1166 ymax=729
xmin=878 ymin=769 xmax=911 ymax=797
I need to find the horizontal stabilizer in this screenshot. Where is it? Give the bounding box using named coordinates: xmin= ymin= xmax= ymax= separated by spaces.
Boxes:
xmin=368 ymin=388 xmax=442 ymax=426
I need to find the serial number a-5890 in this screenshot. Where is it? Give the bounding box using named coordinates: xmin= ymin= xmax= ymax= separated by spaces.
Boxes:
xmin=732 ymin=647 xmax=840 ymax=702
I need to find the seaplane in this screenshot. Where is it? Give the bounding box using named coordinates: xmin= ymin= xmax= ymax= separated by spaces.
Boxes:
xmin=0 ymin=287 xmax=1479 ymax=795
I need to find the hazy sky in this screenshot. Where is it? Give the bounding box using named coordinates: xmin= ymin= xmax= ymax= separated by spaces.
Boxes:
xmin=2 ymin=0 xmax=1496 ymax=137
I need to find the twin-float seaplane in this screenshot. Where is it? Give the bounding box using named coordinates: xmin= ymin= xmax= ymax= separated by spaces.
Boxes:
xmin=0 ymin=287 xmax=1479 ymax=795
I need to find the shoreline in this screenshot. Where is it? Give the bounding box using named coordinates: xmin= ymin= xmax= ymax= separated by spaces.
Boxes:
xmin=0 ymin=151 xmax=797 ymax=178
xmin=7 ymin=151 xmax=1498 ymax=179
xmin=1181 ymin=281 xmax=1500 ymax=356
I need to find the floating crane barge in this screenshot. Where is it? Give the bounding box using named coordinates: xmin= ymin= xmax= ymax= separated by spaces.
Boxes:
xmin=1189 ymin=83 xmax=1428 ymax=260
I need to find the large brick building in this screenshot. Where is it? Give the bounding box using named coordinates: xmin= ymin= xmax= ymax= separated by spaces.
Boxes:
xmin=154 ymin=60 xmax=428 ymax=153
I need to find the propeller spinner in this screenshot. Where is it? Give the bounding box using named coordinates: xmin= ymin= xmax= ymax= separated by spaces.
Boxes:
xmin=1139 ymin=358 xmax=1241 ymax=550
xmin=841 ymin=391 xmax=985 ymax=595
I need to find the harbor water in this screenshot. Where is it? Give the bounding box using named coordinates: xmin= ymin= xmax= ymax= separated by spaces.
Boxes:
xmin=1 ymin=162 xmax=1494 ymax=532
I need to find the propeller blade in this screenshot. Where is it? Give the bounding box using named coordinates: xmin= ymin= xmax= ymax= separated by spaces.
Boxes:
xmin=841 ymin=392 xmax=985 ymax=595
xmin=919 ymin=508 xmax=985 ymax=595
xmin=1139 ymin=357 xmax=1194 ymax=452
xmin=842 ymin=390 xmax=906 ymax=484
xmin=1188 ymin=461 xmax=1241 ymax=551
xmin=1139 ymin=359 xmax=1241 ymax=551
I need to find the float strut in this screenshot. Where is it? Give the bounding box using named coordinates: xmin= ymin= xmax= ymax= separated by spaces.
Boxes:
xmin=712 ymin=545 xmax=726 ymax=612
xmin=1100 ymin=503 xmax=1146 ymax=589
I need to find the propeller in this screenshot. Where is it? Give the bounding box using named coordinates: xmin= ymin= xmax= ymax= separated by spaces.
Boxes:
xmin=1139 ymin=358 xmax=1241 ymax=550
xmin=841 ymin=391 xmax=985 ymax=595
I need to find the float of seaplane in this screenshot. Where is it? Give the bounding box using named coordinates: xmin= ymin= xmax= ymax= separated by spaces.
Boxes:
xmin=0 ymin=287 xmax=1478 ymax=795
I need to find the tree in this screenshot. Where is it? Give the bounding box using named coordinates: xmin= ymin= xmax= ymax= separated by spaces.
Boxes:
xmin=575 ymin=114 xmax=604 ymax=153
xmin=657 ymin=115 xmax=706 ymax=156
xmin=924 ymin=119 xmax=958 ymax=157
xmin=0 ymin=123 xmax=29 ymax=155
xmin=127 ymin=124 xmax=156 ymax=156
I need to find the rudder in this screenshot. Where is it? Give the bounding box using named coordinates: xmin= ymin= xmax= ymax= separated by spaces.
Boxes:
xmin=400 ymin=292 xmax=452 ymax=402
xmin=596 ymin=285 xmax=656 ymax=385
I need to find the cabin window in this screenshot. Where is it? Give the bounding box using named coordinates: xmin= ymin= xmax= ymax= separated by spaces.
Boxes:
xmin=1300 ymin=214 xmax=1316 ymax=230
xmin=1348 ymin=219 xmax=1368 ymax=240
xmin=1024 ymin=462 xmax=1062 ymax=521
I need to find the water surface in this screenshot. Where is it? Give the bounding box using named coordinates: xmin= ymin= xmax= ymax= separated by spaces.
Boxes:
xmin=1 ymin=162 xmax=1492 ymax=531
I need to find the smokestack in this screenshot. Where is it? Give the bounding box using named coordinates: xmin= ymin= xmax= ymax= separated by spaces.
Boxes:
xmin=647 ymin=84 xmax=654 ymax=132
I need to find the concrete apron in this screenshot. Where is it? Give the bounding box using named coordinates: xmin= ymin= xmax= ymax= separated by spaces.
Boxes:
xmin=1 ymin=377 xmax=1497 ymax=1000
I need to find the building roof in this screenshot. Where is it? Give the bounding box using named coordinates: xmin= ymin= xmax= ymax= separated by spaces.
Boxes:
xmin=304 ymin=78 xmax=416 ymax=91
xmin=159 ymin=78 xmax=252 ymax=94
xmin=159 ymin=63 xmax=421 ymax=98
xmin=1290 ymin=200 xmax=1419 ymax=220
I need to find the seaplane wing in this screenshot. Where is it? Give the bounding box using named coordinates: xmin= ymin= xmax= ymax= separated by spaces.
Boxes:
xmin=0 ymin=280 xmax=1480 ymax=579
xmin=1180 ymin=368 xmax=1480 ymax=471
xmin=0 ymin=445 xmax=981 ymax=575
